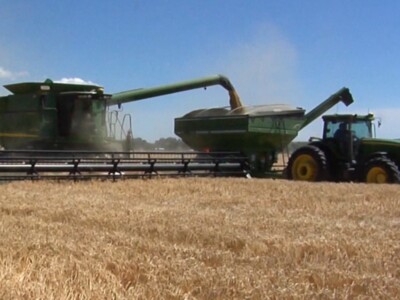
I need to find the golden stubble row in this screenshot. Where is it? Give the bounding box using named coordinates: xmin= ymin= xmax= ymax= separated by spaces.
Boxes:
xmin=0 ymin=178 xmax=399 ymax=299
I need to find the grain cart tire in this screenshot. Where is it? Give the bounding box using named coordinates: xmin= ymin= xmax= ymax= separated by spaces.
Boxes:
xmin=364 ymin=157 xmax=400 ymax=183
xmin=286 ymin=145 xmax=329 ymax=181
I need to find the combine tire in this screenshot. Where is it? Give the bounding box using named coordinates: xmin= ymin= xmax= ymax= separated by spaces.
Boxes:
xmin=364 ymin=157 xmax=400 ymax=183
xmin=286 ymin=145 xmax=329 ymax=182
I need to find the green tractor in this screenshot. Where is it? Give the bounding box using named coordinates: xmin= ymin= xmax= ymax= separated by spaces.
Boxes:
xmin=287 ymin=113 xmax=400 ymax=183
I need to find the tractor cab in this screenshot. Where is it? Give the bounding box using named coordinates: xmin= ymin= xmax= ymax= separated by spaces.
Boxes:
xmin=322 ymin=114 xmax=375 ymax=161
xmin=323 ymin=114 xmax=374 ymax=140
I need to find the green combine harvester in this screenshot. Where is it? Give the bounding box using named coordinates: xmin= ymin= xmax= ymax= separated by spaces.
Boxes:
xmin=0 ymin=74 xmax=353 ymax=180
xmin=0 ymin=75 xmax=244 ymax=151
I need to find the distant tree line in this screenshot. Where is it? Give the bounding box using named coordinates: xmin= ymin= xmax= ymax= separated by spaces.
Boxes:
xmin=132 ymin=137 xmax=191 ymax=151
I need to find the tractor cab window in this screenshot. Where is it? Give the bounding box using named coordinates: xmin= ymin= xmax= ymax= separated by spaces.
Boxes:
xmin=325 ymin=121 xmax=345 ymax=139
xmin=325 ymin=119 xmax=372 ymax=140
xmin=350 ymin=120 xmax=372 ymax=139
xmin=325 ymin=120 xmax=352 ymax=158
xmin=325 ymin=118 xmax=371 ymax=160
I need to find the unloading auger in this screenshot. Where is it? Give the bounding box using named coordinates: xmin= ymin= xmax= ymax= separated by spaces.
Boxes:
xmin=109 ymin=74 xmax=243 ymax=110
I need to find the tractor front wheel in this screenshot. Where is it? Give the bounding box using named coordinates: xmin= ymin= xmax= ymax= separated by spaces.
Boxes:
xmin=364 ymin=157 xmax=400 ymax=183
xmin=286 ymin=145 xmax=329 ymax=181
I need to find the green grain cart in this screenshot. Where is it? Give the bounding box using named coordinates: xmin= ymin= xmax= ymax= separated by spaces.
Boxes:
xmin=174 ymin=88 xmax=354 ymax=176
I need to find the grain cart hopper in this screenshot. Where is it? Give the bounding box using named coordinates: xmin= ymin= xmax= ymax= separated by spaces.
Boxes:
xmin=286 ymin=113 xmax=400 ymax=183
xmin=175 ymin=88 xmax=354 ymax=177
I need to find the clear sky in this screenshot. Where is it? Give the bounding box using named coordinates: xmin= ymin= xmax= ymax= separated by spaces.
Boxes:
xmin=1 ymin=0 xmax=399 ymax=141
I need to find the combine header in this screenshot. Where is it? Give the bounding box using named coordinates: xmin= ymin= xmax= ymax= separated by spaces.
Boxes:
xmin=0 ymin=150 xmax=248 ymax=181
xmin=0 ymin=74 xmax=353 ymax=180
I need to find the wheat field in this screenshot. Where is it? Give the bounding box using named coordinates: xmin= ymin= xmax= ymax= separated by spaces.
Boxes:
xmin=0 ymin=178 xmax=399 ymax=299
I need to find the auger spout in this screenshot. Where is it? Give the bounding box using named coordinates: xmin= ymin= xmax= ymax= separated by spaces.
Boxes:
xmin=300 ymin=87 xmax=354 ymax=130
xmin=108 ymin=74 xmax=243 ymax=110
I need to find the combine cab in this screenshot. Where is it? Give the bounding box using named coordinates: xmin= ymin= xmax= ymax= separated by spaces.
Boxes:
xmin=1 ymin=80 xmax=114 ymax=151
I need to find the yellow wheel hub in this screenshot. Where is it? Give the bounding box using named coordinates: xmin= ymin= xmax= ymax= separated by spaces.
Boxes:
xmin=291 ymin=154 xmax=318 ymax=181
xmin=366 ymin=166 xmax=388 ymax=183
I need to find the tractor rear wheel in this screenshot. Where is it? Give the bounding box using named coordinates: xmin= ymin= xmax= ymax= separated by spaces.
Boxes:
xmin=364 ymin=157 xmax=400 ymax=183
xmin=286 ymin=145 xmax=329 ymax=181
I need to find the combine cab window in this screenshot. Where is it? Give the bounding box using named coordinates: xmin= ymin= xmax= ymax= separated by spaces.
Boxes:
xmin=57 ymin=95 xmax=75 ymax=136
xmin=57 ymin=94 xmax=96 ymax=137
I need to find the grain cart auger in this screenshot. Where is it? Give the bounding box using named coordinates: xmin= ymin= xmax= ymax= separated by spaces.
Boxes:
xmin=175 ymin=87 xmax=354 ymax=177
xmin=0 ymin=75 xmax=248 ymax=180
xmin=286 ymin=113 xmax=400 ymax=184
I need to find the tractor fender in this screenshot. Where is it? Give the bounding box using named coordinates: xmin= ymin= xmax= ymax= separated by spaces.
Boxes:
xmin=360 ymin=151 xmax=390 ymax=165
xmin=307 ymin=140 xmax=346 ymax=181
xmin=360 ymin=151 xmax=400 ymax=169
xmin=308 ymin=141 xmax=328 ymax=151
xmin=308 ymin=141 xmax=335 ymax=164
xmin=357 ymin=151 xmax=399 ymax=174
